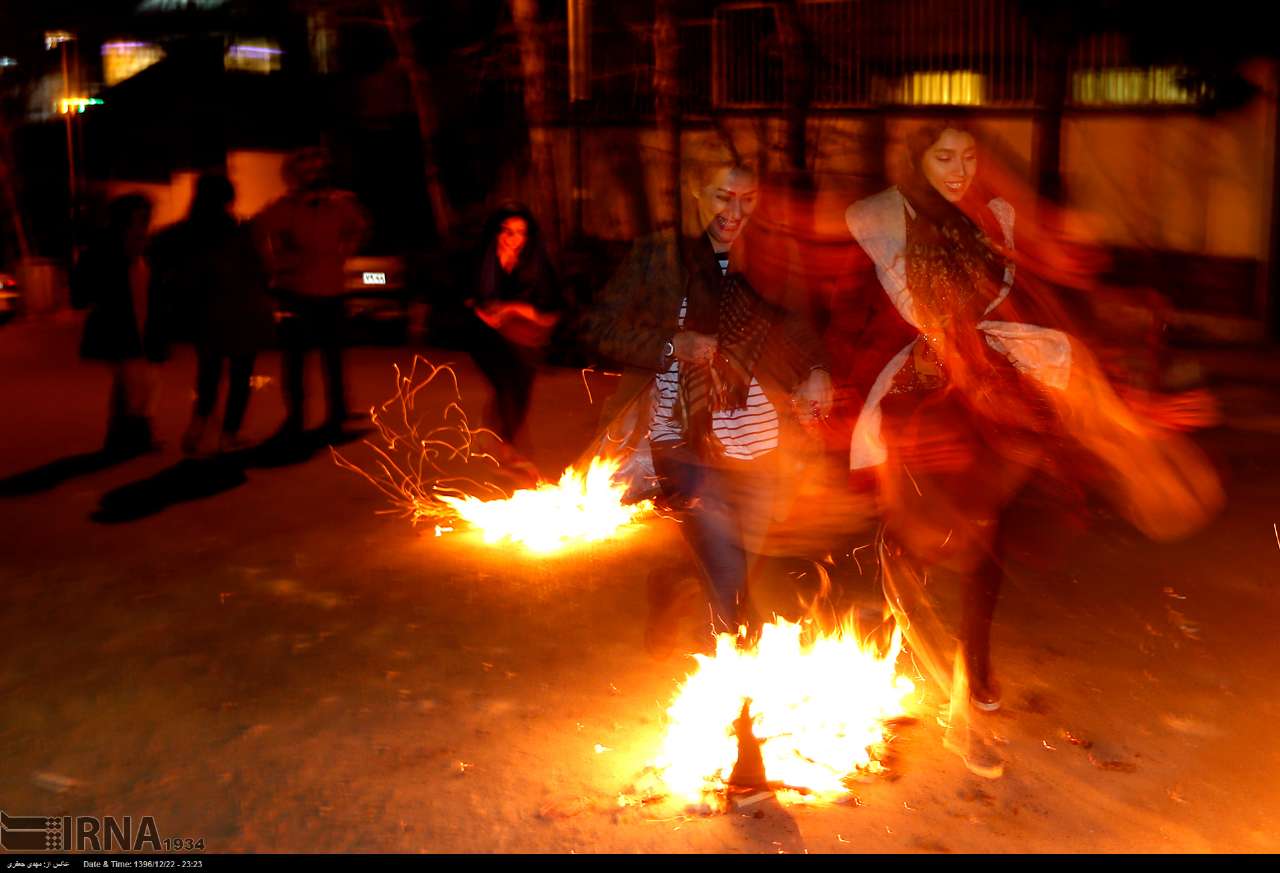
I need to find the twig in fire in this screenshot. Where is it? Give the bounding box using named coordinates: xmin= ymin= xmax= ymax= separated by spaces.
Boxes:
xmin=332 ymin=356 xmax=511 ymax=525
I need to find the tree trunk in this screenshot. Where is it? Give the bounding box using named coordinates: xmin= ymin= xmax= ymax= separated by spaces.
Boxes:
xmin=380 ymin=0 xmax=453 ymax=243
xmin=777 ymin=1 xmax=813 ymax=188
xmin=0 ymin=112 xmax=31 ymax=260
xmin=510 ymin=0 xmax=562 ymax=252
xmin=653 ymin=0 xmax=682 ymax=233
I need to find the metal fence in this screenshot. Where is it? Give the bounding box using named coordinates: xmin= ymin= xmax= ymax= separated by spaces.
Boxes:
xmin=541 ymin=0 xmax=1205 ymax=121
xmin=713 ymin=0 xmax=1039 ymax=109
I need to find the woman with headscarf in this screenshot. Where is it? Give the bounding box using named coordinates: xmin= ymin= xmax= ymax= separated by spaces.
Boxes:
xmin=462 ymin=203 xmax=565 ymax=479
xmin=834 ymin=118 xmax=1222 ymax=777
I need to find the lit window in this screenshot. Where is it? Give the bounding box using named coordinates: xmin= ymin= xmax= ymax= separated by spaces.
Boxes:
xmin=44 ymin=31 xmax=75 ymax=50
xmin=225 ymin=39 xmax=282 ymax=74
xmin=57 ymin=97 xmax=104 ymax=114
xmin=873 ymin=71 xmax=986 ymax=107
xmin=102 ymin=41 xmax=165 ymax=86
xmin=137 ymin=0 xmax=227 ymax=10
xmin=1071 ymin=67 xmax=1208 ymax=107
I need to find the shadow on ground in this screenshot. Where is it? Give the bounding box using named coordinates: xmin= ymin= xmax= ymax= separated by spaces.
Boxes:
xmin=91 ymin=427 xmax=370 ymax=523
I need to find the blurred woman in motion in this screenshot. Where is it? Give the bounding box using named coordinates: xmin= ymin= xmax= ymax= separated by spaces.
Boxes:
xmin=833 ymin=118 xmax=1223 ymax=776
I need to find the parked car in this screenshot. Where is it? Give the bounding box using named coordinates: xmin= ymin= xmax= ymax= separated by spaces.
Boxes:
xmin=0 ymin=269 xmax=18 ymax=324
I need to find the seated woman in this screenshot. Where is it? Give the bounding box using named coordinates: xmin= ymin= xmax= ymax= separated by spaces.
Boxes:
xmin=462 ymin=203 xmax=565 ymax=481
xmin=833 ymin=118 xmax=1223 ymax=777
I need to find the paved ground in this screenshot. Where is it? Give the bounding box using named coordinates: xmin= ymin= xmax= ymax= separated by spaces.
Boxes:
xmin=1 ymin=314 xmax=1278 ymax=853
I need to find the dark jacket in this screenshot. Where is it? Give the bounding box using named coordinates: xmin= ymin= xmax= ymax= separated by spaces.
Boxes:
xmin=151 ymin=217 xmax=276 ymax=356
xmin=73 ymin=241 xmax=168 ymax=363
xmin=582 ymin=229 xmax=826 ymax=445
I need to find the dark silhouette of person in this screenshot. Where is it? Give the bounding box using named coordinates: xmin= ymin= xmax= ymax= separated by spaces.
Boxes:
xmin=72 ymin=193 xmax=166 ymax=456
xmin=254 ymin=147 xmax=368 ymax=441
xmin=151 ymin=173 xmax=275 ymax=454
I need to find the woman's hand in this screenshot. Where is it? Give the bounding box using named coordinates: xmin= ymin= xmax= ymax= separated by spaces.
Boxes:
xmin=792 ymin=368 xmax=834 ymax=420
xmin=476 ymin=302 xmax=559 ymax=347
xmin=672 ymin=331 xmax=718 ymax=364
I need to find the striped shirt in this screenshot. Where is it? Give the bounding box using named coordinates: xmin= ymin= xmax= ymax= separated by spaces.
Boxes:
xmin=650 ymin=264 xmax=780 ymax=459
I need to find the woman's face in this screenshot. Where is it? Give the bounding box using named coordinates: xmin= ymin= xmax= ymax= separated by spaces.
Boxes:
xmin=497 ymin=217 xmax=528 ymax=263
xmin=920 ymin=128 xmax=978 ymax=203
xmin=693 ymin=167 xmax=758 ymax=251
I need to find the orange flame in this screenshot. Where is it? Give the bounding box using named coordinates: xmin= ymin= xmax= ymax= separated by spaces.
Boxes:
xmin=440 ymin=456 xmax=652 ymax=554
xmin=654 ymin=616 xmax=916 ymax=805
xmin=334 ymin=357 xmax=651 ymax=553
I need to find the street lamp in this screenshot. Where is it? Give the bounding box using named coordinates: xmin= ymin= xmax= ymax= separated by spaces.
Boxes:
xmin=45 ymin=30 xmax=79 ymax=266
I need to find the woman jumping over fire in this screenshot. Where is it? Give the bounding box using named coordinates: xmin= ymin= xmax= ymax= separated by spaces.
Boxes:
xmin=832 ymin=117 xmax=1223 ymax=777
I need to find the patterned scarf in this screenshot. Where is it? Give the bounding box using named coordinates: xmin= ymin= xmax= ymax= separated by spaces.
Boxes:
xmin=677 ymin=269 xmax=782 ymax=459
xmin=893 ymin=192 xmax=1010 ymax=394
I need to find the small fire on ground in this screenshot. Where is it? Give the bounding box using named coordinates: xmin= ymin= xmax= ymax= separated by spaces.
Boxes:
xmin=334 ymin=357 xmax=652 ymax=555
xmin=440 ymin=457 xmax=653 ymax=554
xmin=652 ymin=617 xmax=916 ymax=805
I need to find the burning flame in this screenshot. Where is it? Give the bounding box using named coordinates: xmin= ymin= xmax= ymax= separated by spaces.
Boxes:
xmin=654 ymin=617 xmax=915 ymax=804
xmin=334 ymin=357 xmax=651 ymax=554
xmin=440 ymin=457 xmax=652 ymax=554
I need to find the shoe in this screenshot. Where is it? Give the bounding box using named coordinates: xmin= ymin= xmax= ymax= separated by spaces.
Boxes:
xmin=104 ymin=416 xmax=159 ymax=458
xmin=181 ymin=415 xmax=209 ymax=455
xmin=969 ymin=672 xmax=1002 ymax=712
xmin=217 ymin=432 xmax=250 ymax=454
xmin=267 ymin=420 xmax=304 ymax=445
xmin=493 ymin=443 xmax=540 ymax=487
xmin=962 ymin=737 xmax=1005 ymax=780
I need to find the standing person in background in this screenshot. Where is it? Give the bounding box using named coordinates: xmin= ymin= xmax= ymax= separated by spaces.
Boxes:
xmin=72 ymin=193 xmax=166 ymax=457
xmin=463 ymin=202 xmax=565 ymax=481
xmin=254 ymin=147 xmax=368 ymax=443
xmin=153 ymin=173 xmax=275 ymax=455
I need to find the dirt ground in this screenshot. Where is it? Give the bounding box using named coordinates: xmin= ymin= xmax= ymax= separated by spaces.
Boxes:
xmin=2 ymin=315 xmax=1278 ymax=853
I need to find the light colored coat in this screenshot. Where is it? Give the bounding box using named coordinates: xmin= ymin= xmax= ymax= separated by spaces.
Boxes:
xmin=844 ymin=186 xmax=1072 ymax=470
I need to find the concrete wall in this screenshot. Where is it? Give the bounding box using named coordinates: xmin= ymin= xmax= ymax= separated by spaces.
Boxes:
xmin=1062 ymin=61 xmax=1276 ymax=260
xmin=531 ymin=80 xmax=1273 ymax=266
xmin=102 ymin=150 xmax=289 ymax=231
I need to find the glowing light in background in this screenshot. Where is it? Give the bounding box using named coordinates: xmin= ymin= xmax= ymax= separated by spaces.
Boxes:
xmin=44 ymin=31 xmax=74 ymax=51
xmin=57 ymin=97 xmax=103 ymax=114
xmin=1071 ymin=66 xmax=1207 ymax=106
xmin=101 ymin=41 xmax=165 ymax=86
xmin=225 ymin=39 xmax=283 ymax=74
xmin=873 ymin=70 xmax=986 ymax=106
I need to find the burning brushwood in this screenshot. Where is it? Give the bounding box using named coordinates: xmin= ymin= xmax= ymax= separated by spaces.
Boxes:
xmin=334 ymin=356 xmax=653 ymax=554
xmin=651 ymin=613 xmax=917 ymax=808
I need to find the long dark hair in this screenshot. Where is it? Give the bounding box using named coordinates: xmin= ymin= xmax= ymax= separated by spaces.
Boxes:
xmin=476 ymin=202 xmax=559 ymax=307
xmin=899 ymin=118 xmax=1008 ymax=285
xmin=900 ymin=118 xmax=997 ymax=231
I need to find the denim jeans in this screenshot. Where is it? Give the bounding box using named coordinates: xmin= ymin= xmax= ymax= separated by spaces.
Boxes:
xmin=650 ymin=441 xmax=777 ymax=632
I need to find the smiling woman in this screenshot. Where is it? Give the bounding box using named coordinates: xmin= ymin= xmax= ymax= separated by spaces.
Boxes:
xmin=832 ymin=117 xmax=1223 ymax=778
